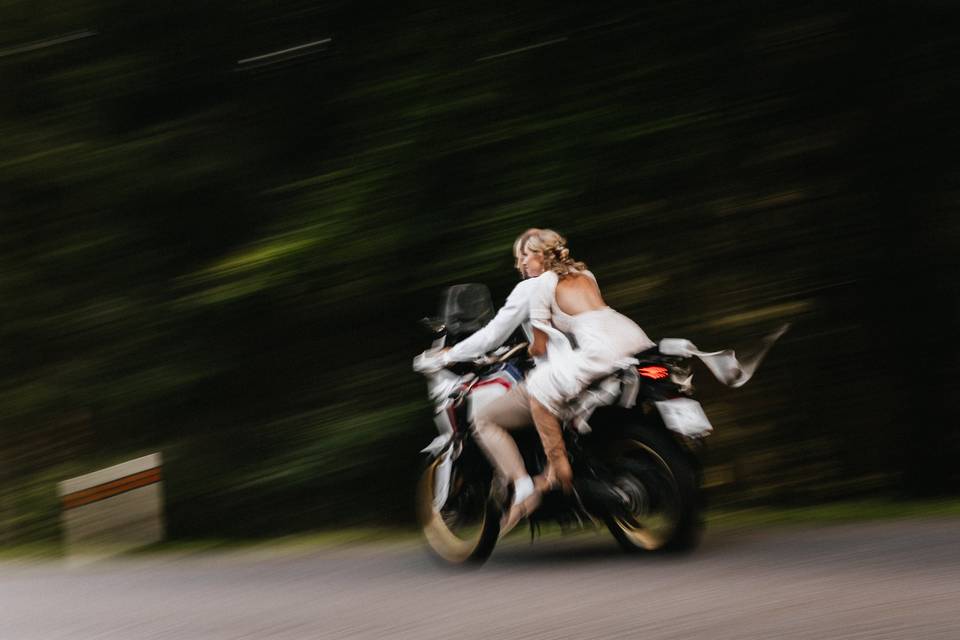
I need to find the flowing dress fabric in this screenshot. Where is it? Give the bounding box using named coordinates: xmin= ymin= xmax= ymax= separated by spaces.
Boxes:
xmin=525 ymin=271 xmax=655 ymax=416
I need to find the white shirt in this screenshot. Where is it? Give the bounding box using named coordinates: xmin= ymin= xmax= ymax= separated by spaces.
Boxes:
xmin=443 ymin=278 xmax=539 ymax=364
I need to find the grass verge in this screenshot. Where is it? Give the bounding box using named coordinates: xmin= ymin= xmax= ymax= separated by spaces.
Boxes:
xmin=4 ymin=498 xmax=960 ymax=559
xmin=705 ymin=497 xmax=960 ymax=532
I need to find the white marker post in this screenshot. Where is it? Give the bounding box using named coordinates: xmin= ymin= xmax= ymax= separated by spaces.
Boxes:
xmin=58 ymin=453 xmax=165 ymax=560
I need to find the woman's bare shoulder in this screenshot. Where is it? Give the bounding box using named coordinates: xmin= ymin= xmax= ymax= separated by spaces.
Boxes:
xmin=558 ymin=270 xmax=597 ymax=288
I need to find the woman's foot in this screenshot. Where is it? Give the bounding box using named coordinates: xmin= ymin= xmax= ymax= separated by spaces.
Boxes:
xmin=499 ymin=476 xmax=541 ymax=538
xmin=539 ymin=460 xmax=574 ymax=495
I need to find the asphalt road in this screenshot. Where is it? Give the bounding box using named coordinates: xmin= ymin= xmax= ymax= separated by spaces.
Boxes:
xmin=2 ymin=518 xmax=959 ymax=640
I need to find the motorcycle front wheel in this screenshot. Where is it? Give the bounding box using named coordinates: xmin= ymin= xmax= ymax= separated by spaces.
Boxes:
xmin=416 ymin=453 xmax=500 ymax=565
xmin=603 ymin=426 xmax=703 ymax=553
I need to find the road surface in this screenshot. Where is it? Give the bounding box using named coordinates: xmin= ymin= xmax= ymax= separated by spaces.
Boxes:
xmin=2 ymin=518 xmax=959 ymax=639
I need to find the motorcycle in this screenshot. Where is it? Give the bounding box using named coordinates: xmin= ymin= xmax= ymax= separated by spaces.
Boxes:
xmin=413 ymin=283 xmax=784 ymax=565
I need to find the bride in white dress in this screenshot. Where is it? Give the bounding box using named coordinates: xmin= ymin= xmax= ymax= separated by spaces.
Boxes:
xmin=502 ymin=229 xmax=655 ymax=532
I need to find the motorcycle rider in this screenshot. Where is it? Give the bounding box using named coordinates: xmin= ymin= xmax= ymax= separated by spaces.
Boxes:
xmin=503 ymin=229 xmax=655 ymax=531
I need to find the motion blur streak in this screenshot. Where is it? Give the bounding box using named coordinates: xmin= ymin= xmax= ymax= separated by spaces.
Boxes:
xmin=237 ymin=38 xmax=333 ymax=67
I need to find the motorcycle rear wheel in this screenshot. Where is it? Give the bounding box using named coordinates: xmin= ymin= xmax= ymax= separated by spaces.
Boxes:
xmin=603 ymin=427 xmax=703 ymax=553
xmin=416 ymin=454 xmax=500 ymax=565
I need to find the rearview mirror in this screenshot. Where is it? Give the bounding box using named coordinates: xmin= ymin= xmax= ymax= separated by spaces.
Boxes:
xmin=420 ymin=317 xmax=447 ymax=334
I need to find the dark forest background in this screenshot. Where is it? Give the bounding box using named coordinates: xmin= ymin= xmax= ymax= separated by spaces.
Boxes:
xmin=2 ymin=0 xmax=959 ymax=543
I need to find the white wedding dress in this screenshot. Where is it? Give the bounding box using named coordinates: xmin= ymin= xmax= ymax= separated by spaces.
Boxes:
xmin=525 ymin=270 xmax=655 ymax=415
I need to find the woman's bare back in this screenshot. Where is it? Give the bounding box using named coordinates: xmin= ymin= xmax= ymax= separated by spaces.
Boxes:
xmin=555 ymin=272 xmax=606 ymax=315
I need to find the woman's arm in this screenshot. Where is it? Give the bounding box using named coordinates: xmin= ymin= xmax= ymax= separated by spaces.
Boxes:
xmin=527 ymin=271 xmax=557 ymax=358
xmin=529 ymin=327 xmax=548 ymax=357
xmin=444 ymin=278 xmax=537 ymax=363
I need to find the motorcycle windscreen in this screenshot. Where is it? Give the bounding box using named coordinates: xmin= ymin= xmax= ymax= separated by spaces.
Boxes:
xmin=441 ymin=283 xmax=495 ymax=341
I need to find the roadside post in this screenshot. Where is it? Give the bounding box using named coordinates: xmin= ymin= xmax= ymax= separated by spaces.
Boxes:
xmin=58 ymin=453 xmax=165 ymax=559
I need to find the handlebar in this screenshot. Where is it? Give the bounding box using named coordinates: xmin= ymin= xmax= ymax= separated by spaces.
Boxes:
xmin=414 ymin=341 xmax=529 ymax=376
xmin=472 ymin=342 xmax=528 ymax=367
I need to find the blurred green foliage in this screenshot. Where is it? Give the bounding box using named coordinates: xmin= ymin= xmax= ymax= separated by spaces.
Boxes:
xmin=2 ymin=1 xmax=959 ymax=543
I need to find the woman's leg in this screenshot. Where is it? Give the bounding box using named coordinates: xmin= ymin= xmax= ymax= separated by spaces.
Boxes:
xmin=472 ymin=384 xmax=532 ymax=485
xmin=530 ymin=398 xmax=573 ymax=493
xmin=500 ymin=395 xmax=575 ymax=535
xmin=473 ymin=384 xmax=548 ymax=535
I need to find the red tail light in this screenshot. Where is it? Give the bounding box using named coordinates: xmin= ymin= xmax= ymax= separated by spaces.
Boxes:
xmin=637 ymin=365 xmax=669 ymax=380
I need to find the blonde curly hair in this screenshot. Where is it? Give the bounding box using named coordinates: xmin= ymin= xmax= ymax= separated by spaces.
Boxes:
xmin=523 ymin=229 xmax=587 ymax=276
